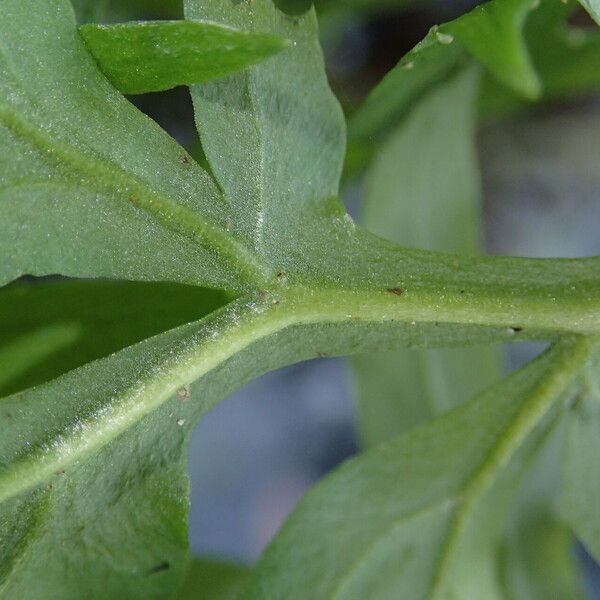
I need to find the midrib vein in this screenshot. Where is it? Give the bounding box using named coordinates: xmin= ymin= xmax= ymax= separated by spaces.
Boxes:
xmin=245 ymin=4 xmax=268 ymax=254
xmin=0 ymin=103 xmax=272 ymax=288
xmin=427 ymin=337 xmax=595 ymax=599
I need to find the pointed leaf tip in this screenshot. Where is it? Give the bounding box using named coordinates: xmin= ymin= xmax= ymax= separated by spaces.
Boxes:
xmin=79 ymin=20 xmax=290 ymax=94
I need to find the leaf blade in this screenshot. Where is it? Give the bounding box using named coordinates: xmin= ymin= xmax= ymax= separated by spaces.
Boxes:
xmin=185 ymin=0 xmax=346 ymax=266
xmin=241 ymin=339 xmax=594 ymax=600
xmin=560 ymin=359 xmax=600 ymax=563
xmin=79 ymin=20 xmax=289 ymax=95
xmin=0 ymin=0 xmax=270 ymax=291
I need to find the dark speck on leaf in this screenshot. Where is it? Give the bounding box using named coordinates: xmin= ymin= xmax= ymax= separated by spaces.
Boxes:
xmin=512 ymin=327 xmax=523 ymax=332
xmin=147 ymin=562 xmax=170 ymax=575
xmin=387 ymin=287 xmax=404 ymax=296
xmin=180 ymin=155 xmax=191 ymax=165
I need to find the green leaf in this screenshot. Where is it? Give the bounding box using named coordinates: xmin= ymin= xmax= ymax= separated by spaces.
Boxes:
xmin=446 ymin=0 xmax=541 ymax=99
xmin=0 ymin=280 xmax=228 ymax=397
xmin=352 ymin=68 xmax=501 ymax=444
xmin=185 ymin=0 xmax=347 ymax=274
xmin=481 ymin=0 xmax=600 ymax=119
xmin=2 ymin=0 xmax=600 ymax=597
xmin=0 ymin=325 xmax=81 ymax=392
xmin=0 ymin=0 xmax=270 ymax=292
xmin=0 ymin=290 xmax=514 ymax=598
xmin=241 ymin=338 xmax=595 ymax=600
xmin=560 ymin=358 xmax=600 ymax=563
xmin=349 ymin=0 xmax=540 ymax=145
xmin=180 ymin=559 xmax=249 ymax=599
xmin=79 ymin=21 xmax=289 ymax=95
xmin=4 ymin=0 xmax=600 ymax=335
xmin=499 ymin=423 xmax=587 ymax=600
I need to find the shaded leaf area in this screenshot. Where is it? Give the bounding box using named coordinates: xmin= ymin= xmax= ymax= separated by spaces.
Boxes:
xmin=277 ymin=0 xmax=424 ymax=16
xmin=242 ymin=339 xmax=594 ymax=600
xmin=499 ymin=423 xmax=588 ymax=600
xmin=80 ymin=21 xmax=289 ymax=95
xmin=180 ymin=558 xmax=249 ymax=599
xmin=70 ymin=0 xmax=112 ymax=22
xmin=71 ymin=0 xmax=183 ymax=23
xmin=352 ymin=68 xmax=501 ymax=445
xmin=561 ymin=354 xmax=600 ymax=564
xmin=0 ymin=279 xmax=228 ymax=397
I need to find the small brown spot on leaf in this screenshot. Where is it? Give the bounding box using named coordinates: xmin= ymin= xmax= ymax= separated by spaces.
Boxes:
xmin=180 ymin=155 xmax=191 ymax=165
xmin=178 ymin=387 xmax=190 ymax=402
xmin=387 ymin=287 xmax=404 ymax=296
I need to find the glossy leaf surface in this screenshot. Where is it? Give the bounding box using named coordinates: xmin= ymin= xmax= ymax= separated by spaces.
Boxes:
xmin=80 ymin=20 xmax=288 ymax=94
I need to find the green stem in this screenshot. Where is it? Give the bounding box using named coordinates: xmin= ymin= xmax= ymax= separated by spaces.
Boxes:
xmin=1 ymin=286 xmax=598 ymax=505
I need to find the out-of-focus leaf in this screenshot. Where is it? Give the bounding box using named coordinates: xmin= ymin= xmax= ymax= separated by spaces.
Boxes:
xmin=70 ymin=0 xmax=110 ymax=22
xmin=180 ymin=559 xmax=249 ymax=599
xmin=0 ymin=280 xmax=228 ymax=396
xmin=353 ymin=68 xmax=501 ymax=444
xmin=242 ymin=339 xmax=594 ymax=600
xmin=0 ymin=324 xmax=81 ymax=391
xmin=278 ymin=0 xmax=425 ymax=15
xmin=80 ymin=21 xmax=289 ymax=95
xmin=447 ymin=0 xmax=541 ymax=99
xmin=349 ymin=0 xmax=540 ymax=145
xmin=481 ymin=0 xmax=600 ymax=119
xmin=560 ymin=354 xmax=600 ymax=563
xmin=499 ymin=420 xmax=587 ymax=600
xmin=72 ymin=0 xmax=182 ymax=23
